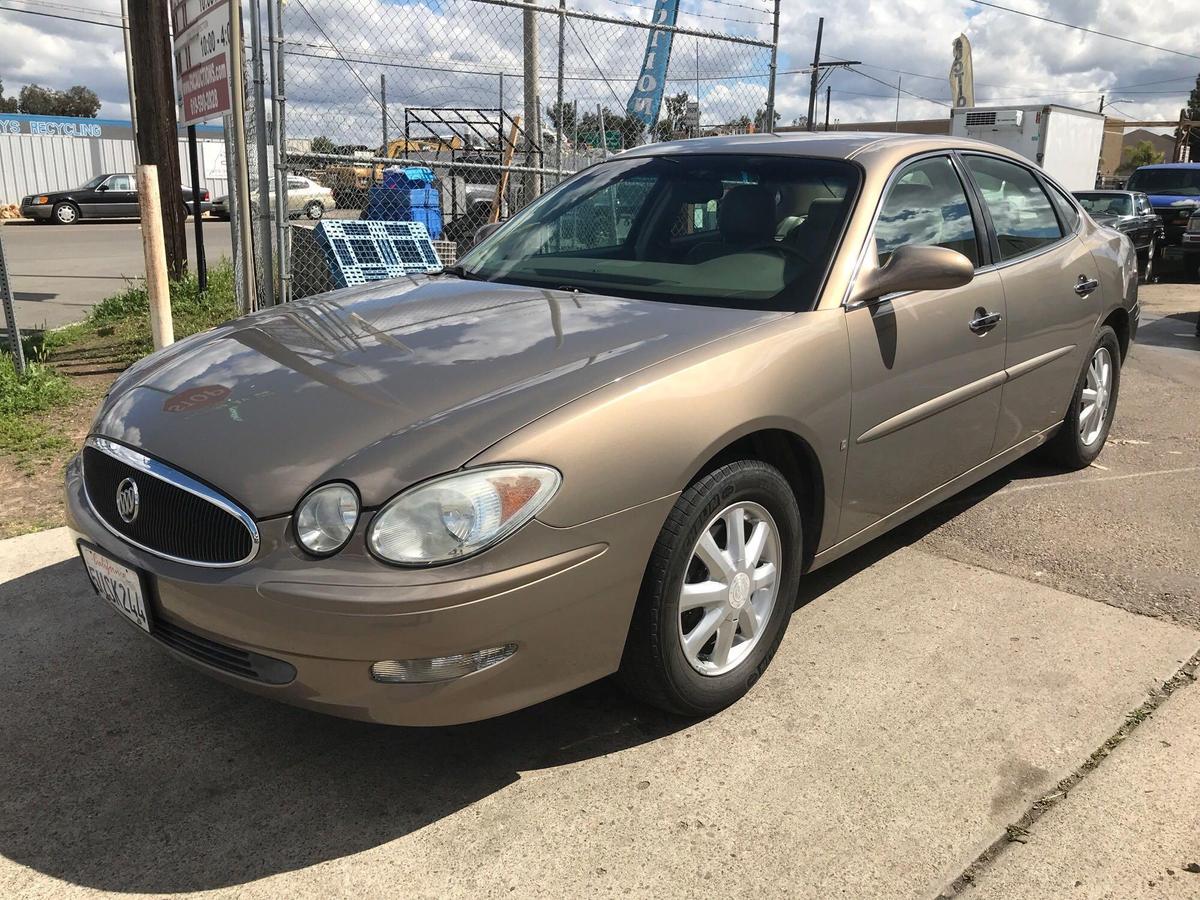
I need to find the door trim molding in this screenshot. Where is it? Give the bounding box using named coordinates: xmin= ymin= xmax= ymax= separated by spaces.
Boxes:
xmin=1005 ymin=344 xmax=1076 ymax=380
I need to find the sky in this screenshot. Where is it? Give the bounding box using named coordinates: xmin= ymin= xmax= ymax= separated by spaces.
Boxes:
xmin=0 ymin=0 xmax=1195 ymax=143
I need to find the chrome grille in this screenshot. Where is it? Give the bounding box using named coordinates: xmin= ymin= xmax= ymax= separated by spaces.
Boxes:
xmin=82 ymin=437 xmax=259 ymax=567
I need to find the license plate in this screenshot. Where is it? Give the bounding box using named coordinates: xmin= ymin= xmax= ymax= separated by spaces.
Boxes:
xmin=80 ymin=543 xmax=152 ymax=634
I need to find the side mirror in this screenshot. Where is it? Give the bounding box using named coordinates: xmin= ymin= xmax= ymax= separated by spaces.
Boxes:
xmin=849 ymin=244 xmax=974 ymax=306
xmin=473 ymin=221 xmax=503 ymax=244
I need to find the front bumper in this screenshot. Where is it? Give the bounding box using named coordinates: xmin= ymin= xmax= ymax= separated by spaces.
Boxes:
xmin=1181 ymin=232 xmax=1200 ymax=254
xmin=20 ymin=203 xmax=53 ymax=220
xmin=65 ymin=455 xmax=672 ymax=726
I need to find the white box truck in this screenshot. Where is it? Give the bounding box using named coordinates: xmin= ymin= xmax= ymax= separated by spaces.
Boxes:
xmin=950 ymin=104 xmax=1105 ymax=191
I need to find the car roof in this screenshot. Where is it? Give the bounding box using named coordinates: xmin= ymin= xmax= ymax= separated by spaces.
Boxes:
xmin=1074 ymin=189 xmax=1133 ymax=195
xmin=617 ymin=131 xmax=1028 ymax=163
xmin=1133 ymin=163 xmax=1200 ymax=170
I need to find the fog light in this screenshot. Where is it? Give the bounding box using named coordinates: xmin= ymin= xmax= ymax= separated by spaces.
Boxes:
xmin=370 ymin=643 xmax=517 ymax=683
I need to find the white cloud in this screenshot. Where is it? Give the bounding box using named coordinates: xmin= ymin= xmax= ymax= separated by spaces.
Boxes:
xmin=0 ymin=0 xmax=1194 ymax=141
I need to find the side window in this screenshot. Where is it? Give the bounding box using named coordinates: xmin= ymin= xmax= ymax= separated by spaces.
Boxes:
xmin=1137 ymin=195 xmax=1154 ymax=216
xmin=1044 ymin=181 xmax=1080 ymax=233
xmin=287 ymin=178 xmax=307 ymax=190
xmin=963 ymin=156 xmax=1064 ymax=261
xmin=106 ymin=175 xmax=133 ymax=192
xmin=875 ymin=156 xmax=980 ymax=268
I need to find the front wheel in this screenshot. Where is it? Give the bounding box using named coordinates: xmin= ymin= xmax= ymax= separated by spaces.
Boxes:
xmin=1044 ymin=326 xmax=1121 ymax=470
xmin=617 ymin=460 xmax=802 ymax=717
xmin=51 ymin=202 xmax=79 ymax=225
xmin=1138 ymin=238 xmax=1156 ymax=284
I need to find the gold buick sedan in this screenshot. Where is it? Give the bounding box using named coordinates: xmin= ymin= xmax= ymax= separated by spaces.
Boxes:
xmin=67 ymin=133 xmax=1138 ymax=725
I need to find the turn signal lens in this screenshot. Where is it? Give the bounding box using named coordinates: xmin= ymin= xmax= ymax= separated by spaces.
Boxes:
xmin=370 ymin=644 xmax=518 ymax=683
xmin=294 ymin=482 xmax=359 ymax=555
xmin=367 ymin=465 xmax=560 ymax=565
xmin=35 ymin=196 xmax=49 ymax=204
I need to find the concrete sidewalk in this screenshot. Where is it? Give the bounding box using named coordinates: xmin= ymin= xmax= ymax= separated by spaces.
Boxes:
xmin=0 ymin=528 xmax=1197 ymax=898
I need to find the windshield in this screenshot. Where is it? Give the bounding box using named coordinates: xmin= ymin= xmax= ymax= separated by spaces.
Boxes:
xmin=1125 ymin=168 xmax=1200 ymax=197
xmin=1074 ymin=193 xmax=1132 ymax=217
xmin=79 ymin=174 xmax=107 ymax=190
xmin=457 ymin=154 xmax=861 ymax=310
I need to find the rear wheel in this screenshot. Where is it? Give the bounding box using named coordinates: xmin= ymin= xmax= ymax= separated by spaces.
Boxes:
xmin=1044 ymin=326 xmax=1121 ymax=470
xmin=304 ymin=200 xmax=325 ymax=220
xmin=51 ymin=202 xmax=79 ymax=225
xmin=617 ymin=460 xmax=801 ymax=717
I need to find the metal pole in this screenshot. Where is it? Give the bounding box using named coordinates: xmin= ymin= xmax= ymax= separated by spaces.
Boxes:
xmin=806 ymin=17 xmax=823 ymax=132
xmin=229 ymin=0 xmax=257 ymax=312
xmin=499 ymin=72 xmax=504 ymax=117
xmin=764 ymin=0 xmax=781 ymax=133
xmin=249 ymin=0 xmax=276 ymax=307
xmin=0 ymin=233 xmax=24 ymax=376
xmin=267 ymin=0 xmax=289 ymax=304
xmin=555 ymin=0 xmax=565 ymax=177
xmin=187 ymin=125 xmax=207 ymax=293
xmin=120 ymin=0 xmax=138 ymax=163
xmin=522 ymin=0 xmax=541 ymax=205
xmin=825 ymin=85 xmax=831 ymax=130
xmin=894 ymin=75 xmax=902 ymax=130
xmin=381 ymin=74 xmax=388 ymax=152
xmin=597 ymin=103 xmax=607 ymax=158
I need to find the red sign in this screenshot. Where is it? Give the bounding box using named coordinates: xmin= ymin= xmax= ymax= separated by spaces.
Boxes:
xmin=173 ymin=0 xmax=232 ymax=127
xmin=162 ymin=384 xmax=231 ymax=413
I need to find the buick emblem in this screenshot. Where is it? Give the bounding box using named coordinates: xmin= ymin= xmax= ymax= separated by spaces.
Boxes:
xmin=115 ymin=478 xmax=140 ymax=524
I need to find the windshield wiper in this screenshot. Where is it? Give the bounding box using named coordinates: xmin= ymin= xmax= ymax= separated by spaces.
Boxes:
xmin=434 ymin=263 xmax=485 ymax=281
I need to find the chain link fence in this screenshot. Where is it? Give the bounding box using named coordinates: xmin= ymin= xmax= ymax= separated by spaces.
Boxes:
xmin=233 ymin=0 xmax=777 ymax=307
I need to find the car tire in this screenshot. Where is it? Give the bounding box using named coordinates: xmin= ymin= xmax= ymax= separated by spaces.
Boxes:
xmin=1138 ymin=238 xmax=1156 ymax=284
xmin=616 ymin=460 xmax=802 ymax=717
xmin=1044 ymin=325 xmax=1121 ymax=470
xmin=51 ymin=202 xmax=79 ymax=225
xmin=304 ymin=200 xmax=324 ymax=220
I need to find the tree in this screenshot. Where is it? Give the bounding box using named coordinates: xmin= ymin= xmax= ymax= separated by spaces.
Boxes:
xmin=14 ymin=83 xmax=101 ymax=117
xmin=544 ymin=101 xmax=576 ymax=136
xmin=1187 ymin=74 xmax=1200 ymax=160
xmin=577 ymin=107 xmax=644 ymax=151
xmin=310 ymin=134 xmax=335 ymax=154
xmin=754 ymin=106 xmax=780 ymax=134
xmin=654 ymin=92 xmax=691 ymax=141
xmin=1120 ymin=140 xmax=1165 ymax=173
xmin=0 ymin=79 xmax=17 ymax=113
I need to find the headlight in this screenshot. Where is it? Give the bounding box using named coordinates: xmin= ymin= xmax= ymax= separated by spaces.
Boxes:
xmin=35 ymin=196 xmax=49 ymax=205
xmin=294 ymin=482 xmax=359 ymax=555
xmin=368 ymin=465 xmax=560 ymax=566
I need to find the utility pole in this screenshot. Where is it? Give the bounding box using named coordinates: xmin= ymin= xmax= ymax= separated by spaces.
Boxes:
xmin=1098 ymin=95 xmax=1105 ymax=113
xmin=806 ymin=17 xmax=824 ymax=132
xmin=825 ymin=85 xmax=831 ymax=130
xmin=894 ymin=75 xmax=902 ymax=130
xmin=119 ymin=0 xmax=138 ymax=163
xmin=764 ymin=0 xmax=781 ymax=133
xmin=249 ymin=0 xmax=275 ymax=307
xmin=127 ymin=0 xmax=187 ymax=280
xmin=522 ymin=0 xmax=541 ymax=206
xmin=228 ymin=0 xmax=256 ymax=311
xmin=381 ymin=74 xmax=388 ymax=151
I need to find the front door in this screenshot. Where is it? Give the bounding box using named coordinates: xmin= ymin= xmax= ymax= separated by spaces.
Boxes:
xmin=839 ymin=154 xmax=1006 ymax=540
xmin=959 ymin=155 xmax=1102 ymax=452
xmin=103 ymin=174 xmax=139 ymax=218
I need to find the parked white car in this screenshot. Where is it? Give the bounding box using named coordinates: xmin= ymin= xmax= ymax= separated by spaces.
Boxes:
xmin=211 ymin=176 xmax=334 ymax=221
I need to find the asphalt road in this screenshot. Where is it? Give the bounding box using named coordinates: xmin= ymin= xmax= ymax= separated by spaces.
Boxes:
xmin=0 ymin=282 xmax=1198 ymax=898
xmin=0 ymin=219 xmax=233 ymax=331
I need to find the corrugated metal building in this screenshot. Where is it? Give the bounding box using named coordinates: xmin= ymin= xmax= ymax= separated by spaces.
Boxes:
xmin=0 ymin=114 xmax=228 ymax=205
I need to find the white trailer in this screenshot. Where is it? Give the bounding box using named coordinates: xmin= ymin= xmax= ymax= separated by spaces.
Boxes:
xmin=950 ymin=104 xmax=1105 ymax=191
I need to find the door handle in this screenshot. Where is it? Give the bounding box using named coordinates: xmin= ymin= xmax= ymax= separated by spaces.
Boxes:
xmin=1074 ymin=276 xmax=1100 ymax=297
xmin=969 ymin=310 xmax=1002 ymax=334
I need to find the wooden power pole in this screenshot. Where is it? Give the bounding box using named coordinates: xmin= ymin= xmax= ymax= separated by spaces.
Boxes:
xmin=128 ymin=0 xmax=188 ymax=281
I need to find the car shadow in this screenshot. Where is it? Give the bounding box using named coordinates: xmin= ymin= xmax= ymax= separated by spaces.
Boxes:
xmin=1134 ymin=311 xmax=1200 ymax=351
xmin=0 ymin=454 xmax=1039 ymax=894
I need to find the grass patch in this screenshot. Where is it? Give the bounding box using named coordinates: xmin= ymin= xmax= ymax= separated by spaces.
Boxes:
xmin=34 ymin=261 xmax=239 ymax=364
xmin=0 ymin=359 xmax=79 ymax=464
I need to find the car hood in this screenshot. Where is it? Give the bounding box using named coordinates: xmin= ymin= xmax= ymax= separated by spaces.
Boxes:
xmin=92 ymin=277 xmax=785 ymax=516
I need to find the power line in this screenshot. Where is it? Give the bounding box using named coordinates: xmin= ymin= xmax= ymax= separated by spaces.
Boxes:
xmin=605 ymin=0 xmax=772 ymax=28
xmin=0 ymin=3 xmax=123 ymax=28
xmin=566 ymin=16 xmax=628 ymax=109
xmin=964 ymin=0 xmax=1200 ymax=61
xmin=847 ymin=68 xmax=952 ymax=108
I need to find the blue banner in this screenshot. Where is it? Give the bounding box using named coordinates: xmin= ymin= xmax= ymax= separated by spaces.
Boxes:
xmin=625 ymin=0 xmax=681 ymax=130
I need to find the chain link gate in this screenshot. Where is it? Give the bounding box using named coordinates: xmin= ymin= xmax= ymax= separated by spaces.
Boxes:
xmin=234 ymin=0 xmax=778 ymax=308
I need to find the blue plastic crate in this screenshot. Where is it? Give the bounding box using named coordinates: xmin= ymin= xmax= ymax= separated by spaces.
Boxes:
xmin=312 ymin=219 xmax=443 ymax=288
xmin=380 ymin=166 xmax=435 ymax=189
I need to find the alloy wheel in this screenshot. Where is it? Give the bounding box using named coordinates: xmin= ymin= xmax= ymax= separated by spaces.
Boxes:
xmin=678 ymin=501 xmax=781 ymax=677
xmin=1079 ymin=346 xmax=1113 ymax=447
xmin=56 ymin=205 xmax=77 ymax=224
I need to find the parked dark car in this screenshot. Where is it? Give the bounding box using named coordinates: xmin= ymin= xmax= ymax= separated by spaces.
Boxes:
xmin=1182 ymin=208 xmax=1200 ymax=281
xmin=1123 ymin=163 xmax=1200 ymax=248
xmin=19 ymin=173 xmax=211 ymax=224
xmin=1074 ymin=190 xmax=1164 ymax=281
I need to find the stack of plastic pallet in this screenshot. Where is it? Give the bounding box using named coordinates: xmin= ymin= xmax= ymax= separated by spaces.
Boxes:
xmin=362 ymin=166 xmax=443 ymax=239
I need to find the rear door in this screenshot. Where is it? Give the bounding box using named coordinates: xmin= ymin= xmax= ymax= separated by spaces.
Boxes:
xmin=839 ymin=153 xmax=1006 ymax=540
xmin=960 ymin=154 xmax=1101 ymax=453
